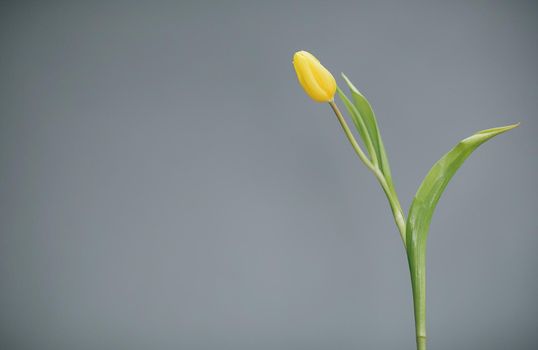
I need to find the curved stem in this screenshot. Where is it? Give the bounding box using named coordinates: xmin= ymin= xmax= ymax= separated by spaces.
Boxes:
xmin=373 ymin=168 xmax=407 ymax=245
xmin=335 ymin=86 xmax=379 ymax=168
xmin=329 ymin=101 xmax=376 ymax=173
xmin=328 ymin=101 xmax=406 ymax=246
xmin=329 ymin=100 xmax=426 ymax=350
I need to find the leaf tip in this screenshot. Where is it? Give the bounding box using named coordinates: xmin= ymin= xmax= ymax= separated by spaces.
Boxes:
xmin=477 ymin=122 xmax=520 ymax=135
xmin=341 ymin=73 xmax=363 ymax=96
xmin=499 ymin=122 xmax=520 ymax=131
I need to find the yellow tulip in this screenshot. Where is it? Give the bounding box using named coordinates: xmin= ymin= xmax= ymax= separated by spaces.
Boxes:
xmin=293 ymin=50 xmax=336 ymax=102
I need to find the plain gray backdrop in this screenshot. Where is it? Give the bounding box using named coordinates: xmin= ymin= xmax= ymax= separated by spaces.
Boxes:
xmin=0 ymin=1 xmax=536 ymax=349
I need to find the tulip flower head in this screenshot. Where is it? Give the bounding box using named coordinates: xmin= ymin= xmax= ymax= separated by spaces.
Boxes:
xmin=293 ymin=51 xmax=336 ymax=102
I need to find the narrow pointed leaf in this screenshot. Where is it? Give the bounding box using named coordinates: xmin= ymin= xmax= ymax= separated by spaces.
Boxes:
xmin=336 ymin=85 xmax=378 ymax=164
xmin=406 ymin=123 xmax=519 ymax=251
xmin=405 ymin=123 xmax=519 ymax=341
xmin=341 ymin=74 xmax=396 ymax=195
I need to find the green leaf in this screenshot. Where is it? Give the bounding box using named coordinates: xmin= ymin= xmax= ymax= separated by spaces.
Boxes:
xmin=336 ymin=86 xmax=378 ymax=166
xmin=337 ymin=76 xmax=406 ymax=241
xmin=341 ymin=74 xmax=396 ymax=195
xmin=405 ymin=123 xmax=519 ymax=341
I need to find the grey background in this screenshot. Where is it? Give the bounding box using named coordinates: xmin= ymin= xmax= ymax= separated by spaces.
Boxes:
xmin=0 ymin=1 xmax=536 ymax=349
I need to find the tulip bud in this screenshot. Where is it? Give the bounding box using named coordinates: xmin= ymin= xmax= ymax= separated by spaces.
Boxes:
xmin=293 ymin=50 xmax=336 ymax=102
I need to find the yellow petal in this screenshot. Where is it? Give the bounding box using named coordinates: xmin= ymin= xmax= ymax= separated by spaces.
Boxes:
xmin=292 ymin=50 xmax=336 ymax=103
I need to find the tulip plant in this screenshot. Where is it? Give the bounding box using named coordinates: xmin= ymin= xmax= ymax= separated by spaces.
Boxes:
xmin=292 ymin=50 xmax=518 ymax=350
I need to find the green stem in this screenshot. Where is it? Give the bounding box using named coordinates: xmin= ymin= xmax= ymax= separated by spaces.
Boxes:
xmin=328 ymin=101 xmax=406 ymax=246
xmin=417 ymin=336 xmax=427 ymax=350
xmin=329 ymin=101 xmax=376 ymax=173
xmin=410 ymin=256 xmax=427 ymax=350
xmin=329 ymin=100 xmax=425 ymax=350
xmin=373 ymin=167 xmax=406 ymax=246
xmin=335 ymin=86 xmax=380 ymax=168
